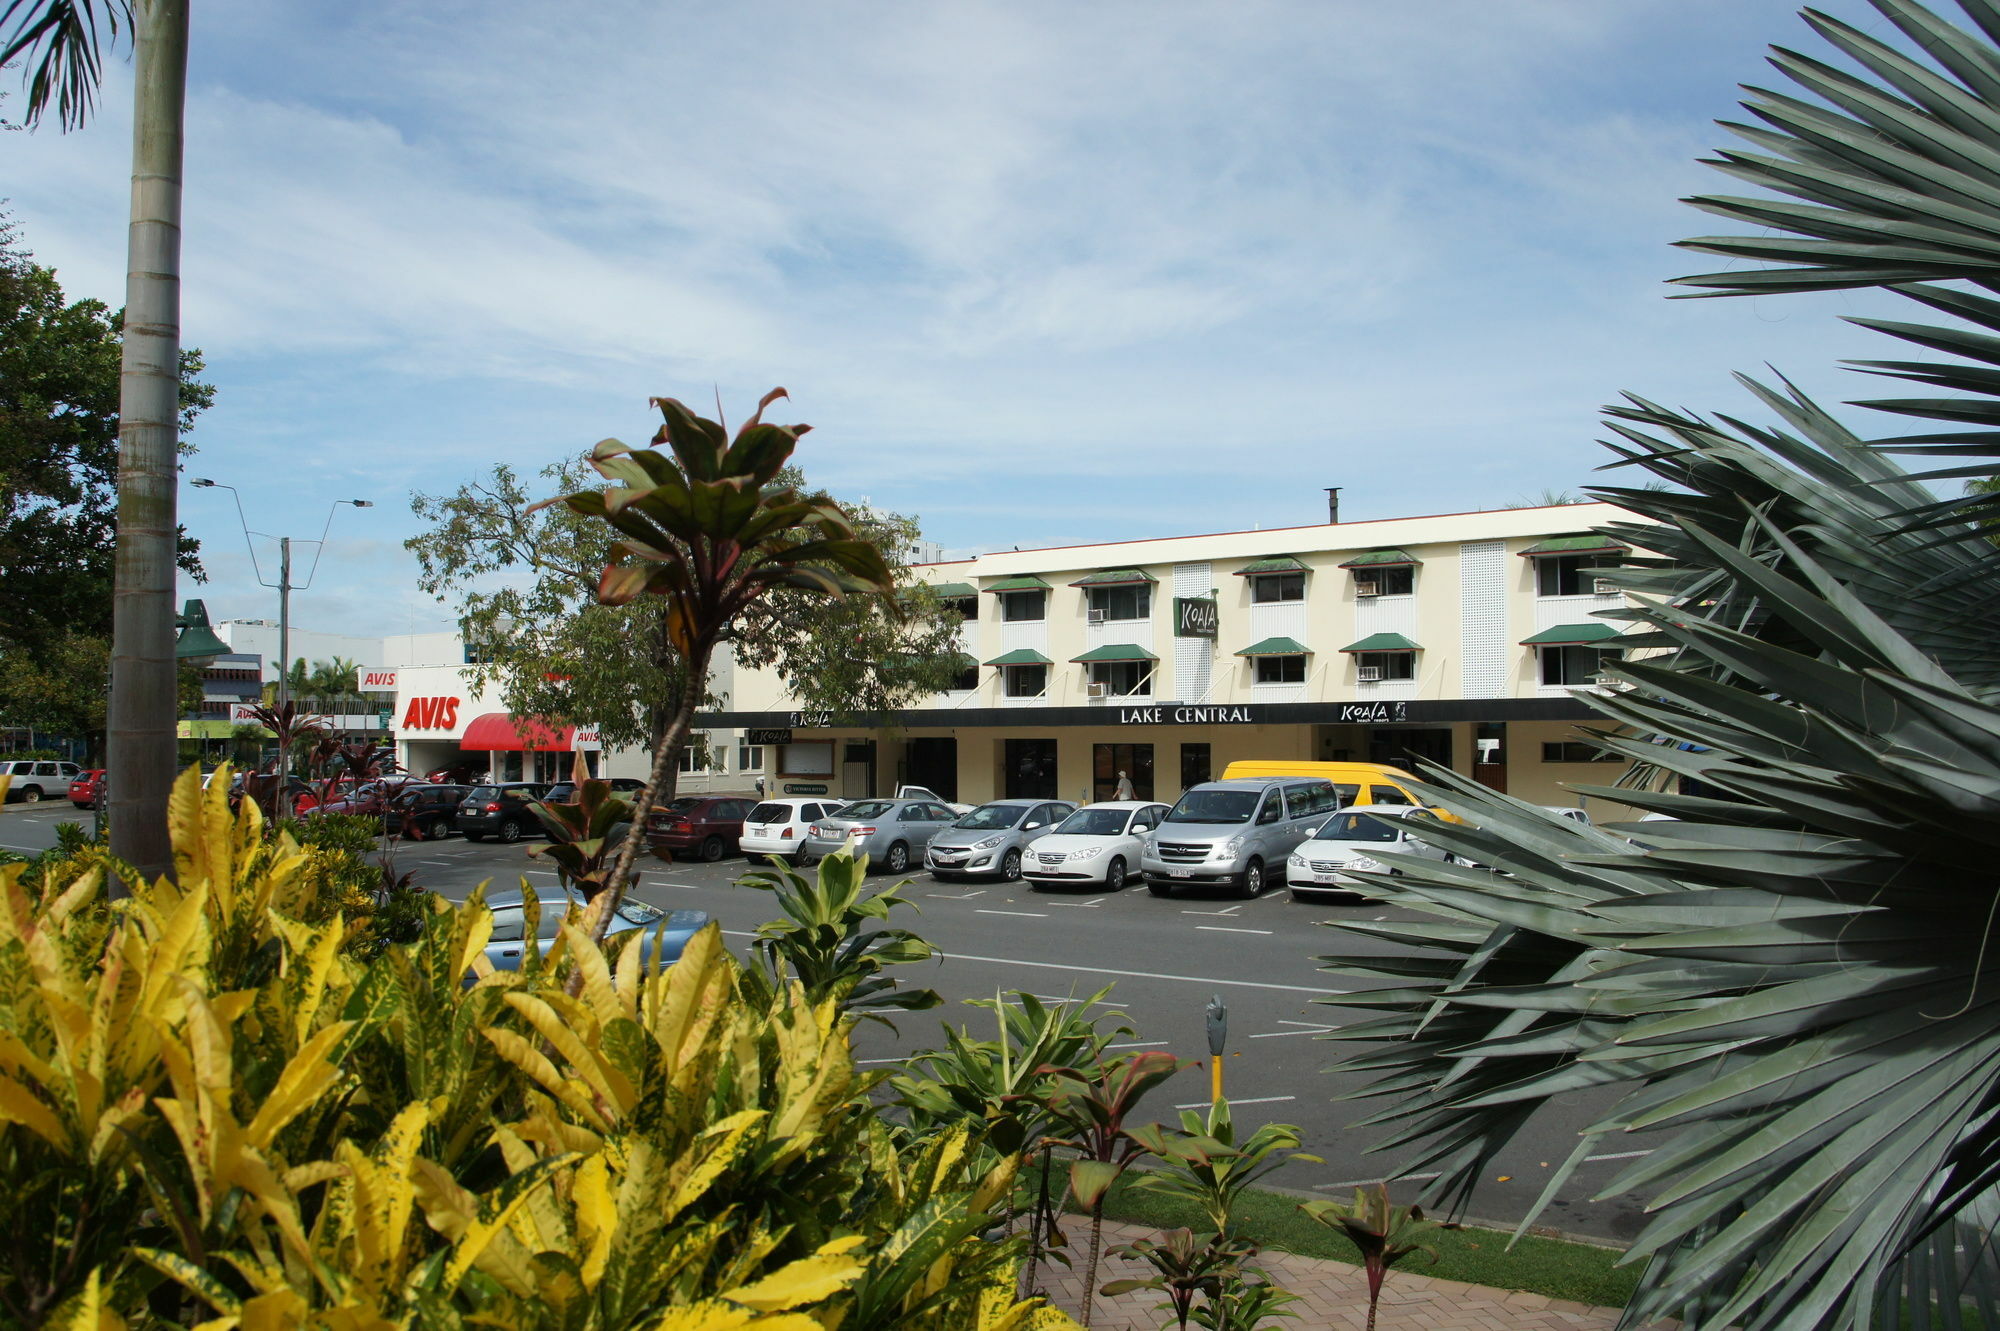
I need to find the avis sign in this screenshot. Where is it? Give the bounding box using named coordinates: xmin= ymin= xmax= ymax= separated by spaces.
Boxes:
xmin=401 ymin=697 xmax=461 ymax=730
xmin=1173 ymin=596 xmax=1218 ymax=639
xmin=357 ymin=667 xmax=398 ymax=692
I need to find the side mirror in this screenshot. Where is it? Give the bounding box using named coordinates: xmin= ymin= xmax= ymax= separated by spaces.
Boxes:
xmin=1025 ymin=823 xmax=1042 ymax=830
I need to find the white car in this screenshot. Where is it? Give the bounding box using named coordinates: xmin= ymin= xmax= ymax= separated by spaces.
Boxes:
xmin=895 ymin=784 xmax=975 ymax=816
xmin=1023 ymin=801 xmax=1170 ymax=892
xmin=739 ymin=796 xmax=851 ymax=862
xmin=1286 ymin=804 xmax=1454 ymax=901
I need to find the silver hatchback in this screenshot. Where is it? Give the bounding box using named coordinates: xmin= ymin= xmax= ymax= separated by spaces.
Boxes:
xmin=925 ymin=799 xmax=1077 ymax=881
xmin=800 ymin=798 xmax=959 ymax=874
xmin=479 ymin=885 xmax=708 ymax=971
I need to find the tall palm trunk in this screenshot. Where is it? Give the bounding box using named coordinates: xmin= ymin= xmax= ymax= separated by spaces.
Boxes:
xmin=106 ymin=0 xmax=189 ymax=884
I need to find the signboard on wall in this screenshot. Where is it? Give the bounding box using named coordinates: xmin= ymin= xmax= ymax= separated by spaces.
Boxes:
xmin=574 ymin=729 xmax=602 ymax=752
xmin=1173 ymin=597 xmax=1218 ymax=639
xmin=400 ymin=697 xmax=461 ymax=730
xmin=747 ymin=728 xmax=793 ymax=745
xmin=357 ymin=667 xmax=398 ymax=692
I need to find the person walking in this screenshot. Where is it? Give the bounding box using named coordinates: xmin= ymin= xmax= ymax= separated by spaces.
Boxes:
xmin=1114 ymin=769 xmax=1135 ymax=800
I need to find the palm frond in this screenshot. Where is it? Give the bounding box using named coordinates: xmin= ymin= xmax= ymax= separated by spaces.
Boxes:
xmin=1 ymin=0 xmax=131 ymax=130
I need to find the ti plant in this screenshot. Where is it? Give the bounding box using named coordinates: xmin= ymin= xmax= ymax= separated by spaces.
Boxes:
xmin=1101 ymin=1227 xmax=1259 ymax=1331
xmin=1031 ymin=1051 xmax=1190 ymax=1328
xmin=527 ymin=773 xmax=638 ymax=901
xmin=1300 ymin=1187 xmax=1437 ymax=1331
xmin=538 ymin=389 xmax=900 ymax=940
xmin=738 ymin=845 xmax=942 ymax=1028
xmin=1126 ymin=1101 xmax=1319 ymax=1241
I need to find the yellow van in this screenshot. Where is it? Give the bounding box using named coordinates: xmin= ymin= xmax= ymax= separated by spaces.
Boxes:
xmin=1217 ymin=760 xmax=1462 ymax=821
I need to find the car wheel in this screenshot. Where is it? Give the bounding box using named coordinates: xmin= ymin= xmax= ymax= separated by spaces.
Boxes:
xmin=1104 ymin=857 xmax=1127 ymax=891
xmin=464 ymin=832 xmax=487 ymax=843
xmin=1147 ymin=881 xmax=1173 ymax=897
xmin=497 ymin=820 xmax=523 ymax=844
xmin=1236 ymin=859 xmax=1264 ymax=899
xmin=700 ymin=835 xmax=725 ymax=863
xmin=18 ymin=786 xmax=41 ymax=803
xmin=1000 ymin=848 xmax=1023 ymax=881
xmin=885 ymin=842 xmax=910 ymax=874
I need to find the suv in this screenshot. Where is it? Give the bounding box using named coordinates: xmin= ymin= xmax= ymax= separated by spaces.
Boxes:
xmin=0 ymin=759 xmax=82 ymax=803
xmin=644 ymin=796 xmax=757 ymax=863
xmin=457 ymin=782 xmax=552 ymax=842
xmin=1141 ymin=777 xmax=1340 ymax=898
xmin=384 ymin=783 xmax=472 ymax=839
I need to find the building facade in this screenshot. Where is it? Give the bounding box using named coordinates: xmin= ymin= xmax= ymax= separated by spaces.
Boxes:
xmin=704 ymin=503 xmax=1644 ymax=813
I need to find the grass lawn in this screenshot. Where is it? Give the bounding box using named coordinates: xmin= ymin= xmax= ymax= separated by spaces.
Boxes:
xmin=1031 ymin=1167 xmax=1644 ymax=1310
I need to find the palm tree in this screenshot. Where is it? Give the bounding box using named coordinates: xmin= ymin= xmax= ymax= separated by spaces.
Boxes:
xmin=546 ymin=388 xmax=898 ymax=936
xmin=1313 ymin=3 xmax=2000 ymax=1328
xmin=3 ymin=0 xmax=189 ymax=879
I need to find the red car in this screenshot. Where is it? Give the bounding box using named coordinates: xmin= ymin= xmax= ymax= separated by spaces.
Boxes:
xmin=69 ymin=769 xmax=106 ymax=809
xmin=644 ymin=796 xmax=756 ymax=863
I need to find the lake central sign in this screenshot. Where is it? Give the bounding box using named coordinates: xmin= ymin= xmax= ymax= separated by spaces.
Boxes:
xmin=1116 ymin=705 xmax=1256 ymax=724
xmin=1173 ymin=596 xmax=1218 ymax=639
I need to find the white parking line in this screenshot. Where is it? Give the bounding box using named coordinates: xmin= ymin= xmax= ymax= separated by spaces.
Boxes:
xmin=1196 ymin=925 xmax=1272 ymax=935
xmin=926 ymin=890 xmax=987 ymax=900
xmin=1585 ymin=1150 xmax=1654 ymax=1163
xmin=976 ymin=909 xmax=1048 ymax=919
xmin=1318 ymin=1172 xmax=1441 ymax=1189
xmin=1176 ymin=1095 xmax=1295 ymax=1110
xmin=1041 ymin=900 xmax=1105 ymax=909
xmin=1249 ymin=1026 xmax=1334 ymax=1038
xmin=1182 ymin=904 xmax=1247 ymax=916
xmin=1108 ymin=1040 xmax=1171 ymax=1049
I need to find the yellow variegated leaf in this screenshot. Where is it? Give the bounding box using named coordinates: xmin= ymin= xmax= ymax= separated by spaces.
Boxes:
xmin=244 ymin=1020 xmax=354 ymax=1147
xmin=573 ymin=1152 xmax=616 ymax=1290
xmin=42 ymin=1265 xmax=125 ymax=1331
xmin=722 ymin=1243 xmax=865 ymax=1311
xmin=647 ymin=1305 xmax=824 ymax=1331
xmin=0 ymin=1074 xmax=70 ymax=1147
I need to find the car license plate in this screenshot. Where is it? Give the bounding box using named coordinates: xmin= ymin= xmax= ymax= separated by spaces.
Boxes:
xmin=1170 ymin=868 xmax=1192 ymax=878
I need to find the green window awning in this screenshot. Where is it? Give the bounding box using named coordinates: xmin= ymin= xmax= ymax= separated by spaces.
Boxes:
xmin=1518 ymin=535 xmax=1627 ymax=557
xmin=1338 ymin=549 xmax=1418 ymax=569
xmin=1071 ymin=643 xmax=1159 ymax=663
xmin=1069 ymin=568 xmax=1158 ymax=587
xmin=1521 ymin=623 xmax=1622 ymax=646
xmin=982 ymin=575 xmax=1051 ymax=593
xmin=1234 ymin=636 xmax=1310 ymax=657
xmin=1340 ymin=632 xmax=1421 ymax=653
xmin=929 ymin=582 xmax=976 ymax=598
xmin=1233 ymin=556 xmax=1307 ymax=576
xmin=983 ymin=648 xmax=1052 ymax=666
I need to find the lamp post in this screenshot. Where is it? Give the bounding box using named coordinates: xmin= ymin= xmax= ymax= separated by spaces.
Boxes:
xmin=189 ymin=482 xmax=372 ymax=708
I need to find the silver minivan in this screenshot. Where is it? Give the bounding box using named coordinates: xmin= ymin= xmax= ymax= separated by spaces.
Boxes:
xmin=1141 ymin=777 xmax=1340 ymax=898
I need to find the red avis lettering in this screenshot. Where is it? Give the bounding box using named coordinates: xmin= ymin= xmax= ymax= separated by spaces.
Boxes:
xmin=401 ymin=696 xmax=461 ymax=729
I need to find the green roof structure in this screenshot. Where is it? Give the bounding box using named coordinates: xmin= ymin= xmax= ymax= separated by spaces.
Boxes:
xmin=1340 ymin=632 xmax=1422 ymax=653
xmin=1518 ymin=535 xmax=1627 ymax=557
xmin=1069 ymin=569 xmax=1158 ymax=587
xmin=1520 ymin=623 xmax=1623 ymax=646
xmin=983 ymin=648 xmax=1053 ymax=666
xmin=929 ymin=582 xmax=977 ymax=598
xmin=982 ymin=575 xmax=1051 ymax=593
xmin=1071 ymin=644 xmax=1159 ymax=663
xmin=1337 ymin=549 xmax=1418 ymax=569
xmin=1234 ymin=636 xmax=1311 ymax=657
xmin=1233 ymin=556 xmax=1307 ymax=576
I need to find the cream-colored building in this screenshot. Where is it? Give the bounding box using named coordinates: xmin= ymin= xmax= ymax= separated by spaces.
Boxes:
xmin=708 ymin=502 xmax=1647 ymax=812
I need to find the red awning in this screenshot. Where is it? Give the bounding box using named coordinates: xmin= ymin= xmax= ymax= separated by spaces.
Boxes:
xmin=461 ymin=712 xmax=575 ymax=751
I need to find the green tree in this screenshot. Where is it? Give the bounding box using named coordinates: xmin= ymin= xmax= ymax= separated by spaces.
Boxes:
xmin=0 ymin=631 xmax=203 ymax=761
xmin=408 ymin=453 xmax=964 ymax=783
xmin=5 ymin=0 xmax=195 ymax=879
xmin=1314 ymin=4 xmax=2000 ymax=1329
xmin=0 ymin=211 xmax=211 ymax=653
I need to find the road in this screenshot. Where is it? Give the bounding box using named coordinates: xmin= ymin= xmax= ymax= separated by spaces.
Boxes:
xmin=1 ymin=801 xmax=1650 ymax=1243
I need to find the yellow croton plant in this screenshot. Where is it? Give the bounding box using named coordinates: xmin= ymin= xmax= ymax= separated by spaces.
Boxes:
xmin=0 ymin=767 xmax=1077 ymax=1331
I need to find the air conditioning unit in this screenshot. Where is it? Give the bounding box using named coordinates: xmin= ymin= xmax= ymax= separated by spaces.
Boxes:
xmin=1357 ymin=666 xmax=1383 ymax=682
xmin=1087 ymin=608 xmax=1107 ymax=624
xmin=1354 ymin=581 xmax=1381 ymax=598
xmin=1593 ymin=578 xmax=1619 ymax=596
xmin=1086 ymin=682 xmax=1108 ymax=698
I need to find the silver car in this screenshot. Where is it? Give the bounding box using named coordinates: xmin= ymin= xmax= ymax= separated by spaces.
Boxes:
xmin=925 ymin=799 xmax=1077 ymax=881
xmin=1141 ymin=777 xmax=1342 ymax=899
xmin=800 ymin=798 xmax=960 ymax=874
xmin=480 ymin=885 xmax=708 ymax=971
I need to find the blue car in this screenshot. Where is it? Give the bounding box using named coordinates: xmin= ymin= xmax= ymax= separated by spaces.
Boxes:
xmin=478 ymin=885 xmax=707 ymax=971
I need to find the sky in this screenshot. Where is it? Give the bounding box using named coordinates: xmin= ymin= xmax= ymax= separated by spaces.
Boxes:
xmin=1 ymin=0 xmax=1932 ymax=646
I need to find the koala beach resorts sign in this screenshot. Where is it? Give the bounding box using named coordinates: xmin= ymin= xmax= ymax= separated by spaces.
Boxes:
xmin=1173 ymin=596 xmax=1218 ymax=639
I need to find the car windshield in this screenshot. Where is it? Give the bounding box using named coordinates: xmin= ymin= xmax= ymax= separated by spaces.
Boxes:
xmin=1314 ymin=812 xmax=1400 ymax=843
xmin=746 ymin=802 xmax=794 ymax=822
xmin=955 ymin=805 xmax=1027 ymax=830
xmin=1054 ymin=808 xmax=1133 ymax=837
xmin=1167 ymin=790 xmax=1259 ymax=824
xmin=838 ymin=800 xmax=894 ymax=819
xmin=543 ymin=783 xmax=576 ymax=802
xmin=618 ymin=900 xmax=664 ymax=925
xmin=466 ymin=786 xmax=500 ymax=802
xmin=661 ymin=797 xmax=702 ymax=814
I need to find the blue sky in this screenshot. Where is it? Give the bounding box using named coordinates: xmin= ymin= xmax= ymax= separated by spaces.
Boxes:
xmin=2 ymin=0 xmax=1925 ymax=641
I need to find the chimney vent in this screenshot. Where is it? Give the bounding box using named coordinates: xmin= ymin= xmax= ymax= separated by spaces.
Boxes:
xmin=1324 ymin=487 xmax=1342 ymax=524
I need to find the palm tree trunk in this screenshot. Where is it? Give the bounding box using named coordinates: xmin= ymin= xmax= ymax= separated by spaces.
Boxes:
xmin=106 ymin=0 xmax=190 ymax=886
xmin=1081 ymin=1205 xmax=1104 ymax=1329
xmin=590 ymin=656 xmax=702 ymax=942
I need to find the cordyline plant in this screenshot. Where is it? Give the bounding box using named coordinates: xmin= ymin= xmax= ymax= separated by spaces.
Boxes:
xmin=1310 ymin=3 xmax=2000 ymax=1329
xmin=1299 ymin=1188 xmax=1436 ymax=1331
xmin=537 ymin=389 xmax=898 ymax=938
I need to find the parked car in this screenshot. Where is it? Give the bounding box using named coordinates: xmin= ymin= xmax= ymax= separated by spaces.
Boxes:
xmin=1286 ymin=805 xmax=1455 ymax=901
xmin=800 ymin=798 xmax=960 ymax=874
xmin=894 ymin=784 xmax=975 ymax=816
xmin=68 ymin=769 xmax=106 ymax=809
xmin=926 ymin=799 xmax=1077 ymax=881
xmin=384 ymin=783 xmax=472 ymax=839
xmin=479 ymin=885 xmax=707 ymax=971
xmin=644 ymin=796 xmax=757 ymax=862
xmin=740 ymin=797 xmax=851 ymax=863
xmin=457 ymin=782 xmax=553 ymax=842
xmin=1141 ymin=777 xmax=1342 ymax=898
xmin=1217 ymin=760 xmax=1457 ymax=821
xmin=0 ymin=759 xmax=82 ymax=803
xmin=543 ymin=778 xmax=648 ymax=801
xmin=1023 ymin=801 xmax=1169 ymax=892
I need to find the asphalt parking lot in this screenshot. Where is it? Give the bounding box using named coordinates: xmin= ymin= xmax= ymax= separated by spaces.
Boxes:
xmin=1 ymin=802 xmax=1649 ymax=1243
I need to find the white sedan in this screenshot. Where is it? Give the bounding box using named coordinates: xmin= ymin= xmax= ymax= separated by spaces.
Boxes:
xmin=1023 ymin=801 xmax=1170 ymax=892
xmin=1286 ymin=805 xmax=1454 ymax=901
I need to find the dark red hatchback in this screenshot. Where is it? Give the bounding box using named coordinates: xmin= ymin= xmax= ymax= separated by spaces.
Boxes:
xmin=644 ymin=796 xmax=755 ymax=862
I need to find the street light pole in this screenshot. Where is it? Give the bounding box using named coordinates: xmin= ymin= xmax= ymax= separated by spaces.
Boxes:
xmin=279 ymin=536 xmax=291 ymax=709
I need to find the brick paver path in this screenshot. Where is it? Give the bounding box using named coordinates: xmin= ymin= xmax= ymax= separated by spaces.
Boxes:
xmin=1040 ymin=1220 xmax=1665 ymax=1331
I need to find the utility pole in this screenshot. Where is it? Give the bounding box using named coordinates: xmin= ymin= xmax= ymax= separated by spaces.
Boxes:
xmin=278 ymin=537 xmax=292 ymax=708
